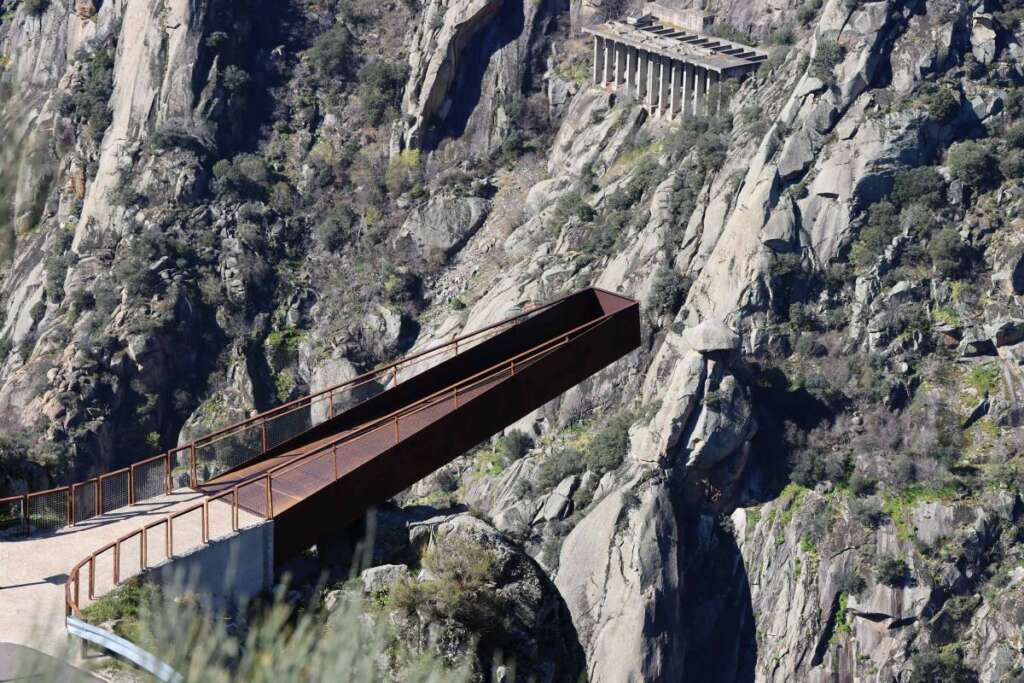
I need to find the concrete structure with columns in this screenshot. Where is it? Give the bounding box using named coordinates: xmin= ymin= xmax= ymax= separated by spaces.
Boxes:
xmin=584 ymin=6 xmax=766 ymax=120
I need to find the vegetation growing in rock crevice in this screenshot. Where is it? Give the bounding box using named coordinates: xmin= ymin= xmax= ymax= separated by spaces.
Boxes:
xmin=58 ymin=43 xmax=116 ymax=142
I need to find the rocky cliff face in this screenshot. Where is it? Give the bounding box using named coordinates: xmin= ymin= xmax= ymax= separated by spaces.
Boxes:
xmin=3 ymin=0 xmax=1024 ymax=679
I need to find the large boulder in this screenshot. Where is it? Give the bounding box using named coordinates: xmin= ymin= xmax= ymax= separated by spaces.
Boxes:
xmin=681 ymin=319 xmax=741 ymax=354
xmin=394 ymin=194 xmax=489 ymax=261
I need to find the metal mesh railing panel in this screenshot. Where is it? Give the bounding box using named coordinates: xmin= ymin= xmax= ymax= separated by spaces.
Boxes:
xmin=170 ymin=448 xmax=192 ymax=488
xmin=0 ymin=498 xmax=25 ymax=534
xmin=132 ymin=459 xmax=167 ymax=502
xmin=144 ymin=522 xmax=170 ymax=567
xmin=206 ymin=495 xmax=236 ymax=540
xmin=170 ymin=508 xmax=204 ymax=559
xmin=100 ymin=472 xmax=129 ymax=514
xmin=238 ymin=479 xmax=269 ymax=519
xmin=73 ymin=484 xmax=97 ymax=524
xmin=195 ymin=428 xmax=263 ymax=483
xmin=28 ymin=491 xmax=67 ymax=531
xmin=118 ymin=533 xmax=143 ymax=583
xmin=91 ymin=547 xmax=116 ymax=599
xmin=265 ymin=406 xmax=312 ymax=451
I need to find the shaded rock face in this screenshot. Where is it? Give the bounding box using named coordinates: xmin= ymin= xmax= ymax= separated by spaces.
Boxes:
xmin=403 ymin=0 xmax=559 ymax=155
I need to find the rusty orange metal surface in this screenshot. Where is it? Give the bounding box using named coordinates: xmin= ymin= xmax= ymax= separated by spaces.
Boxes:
xmin=58 ymin=288 xmax=639 ymax=616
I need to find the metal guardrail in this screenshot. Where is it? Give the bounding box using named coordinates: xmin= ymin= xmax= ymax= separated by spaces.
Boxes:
xmin=0 ymin=297 xmax=565 ymax=538
xmin=62 ymin=295 xmax=630 ymax=620
xmin=67 ymin=616 xmax=182 ymax=683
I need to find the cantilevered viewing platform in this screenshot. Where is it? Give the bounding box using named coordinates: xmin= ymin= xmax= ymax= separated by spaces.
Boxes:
xmin=584 ymin=3 xmax=767 ymax=118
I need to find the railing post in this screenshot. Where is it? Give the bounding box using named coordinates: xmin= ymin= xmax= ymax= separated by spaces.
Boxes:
xmin=328 ymin=391 xmax=335 ymax=420
xmin=88 ymin=557 xmax=95 ymax=599
xmin=190 ymin=444 xmax=198 ymax=487
xmin=74 ymin=572 xmax=80 ymax=608
xmin=164 ymin=454 xmax=171 ymax=494
xmin=265 ymin=477 xmax=273 ymax=518
xmin=96 ymin=479 xmax=102 ymax=516
xmin=21 ymin=494 xmax=27 ymax=535
xmin=260 ymin=421 xmax=268 ymax=453
xmin=128 ymin=466 xmax=135 ymax=506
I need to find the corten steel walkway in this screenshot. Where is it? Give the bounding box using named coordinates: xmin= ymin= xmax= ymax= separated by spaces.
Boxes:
xmin=0 ymin=288 xmax=640 ymax=633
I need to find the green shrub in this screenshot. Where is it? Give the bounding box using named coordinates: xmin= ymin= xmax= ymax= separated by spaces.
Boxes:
xmin=315 ymin=203 xmax=357 ymax=251
xmin=391 ymin=535 xmax=504 ymax=634
xmin=204 ymin=31 xmax=229 ymax=50
xmin=927 ymin=88 xmax=960 ymax=124
xmin=497 ymin=430 xmax=533 ymax=464
xmin=908 ymin=650 xmax=976 ymax=683
xmin=648 ymin=266 xmax=688 ymax=319
xmin=810 ymin=38 xmax=845 ymax=81
xmin=1006 ymin=122 xmax=1024 ymax=149
xmin=892 ymin=167 xmax=946 ymax=209
xmin=358 ymin=61 xmax=408 ymax=126
xmin=221 ymin=65 xmax=250 ymax=93
xmin=999 ymin=148 xmax=1024 ymax=179
xmin=850 ymin=201 xmax=900 ymax=269
xmin=384 ymin=149 xmax=423 ymax=196
xmin=584 ymin=412 xmax=633 ymax=477
xmin=927 ymin=227 xmax=970 ymax=278
xmin=789 ymin=446 xmax=851 ymax=488
xmin=849 ymin=472 xmax=877 ymax=497
xmin=537 ymin=448 xmax=585 ymax=490
xmin=309 ymin=23 xmax=353 ymax=79
xmin=797 ymin=0 xmax=824 ymax=25
xmin=58 ymin=46 xmax=115 ymax=139
xmin=211 ymin=154 xmax=271 ymax=200
xmin=554 ymin=191 xmax=595 ymax=223
xmin=875 ymin=555 xmax=910 ymax=587
xmin=948 ymin=139 xmax=1001 ymax=191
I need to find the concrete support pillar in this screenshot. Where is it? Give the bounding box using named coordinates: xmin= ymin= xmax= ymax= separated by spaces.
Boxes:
xmin=647 ymin=54 xmax=660 ymax=110
xmin=637 ymin=50 xmax=648 ymax=102
xmin=615 ymin=43 xmax=627 ymax=87
xmin=682 ymin=62 xmax=695 ymax=117
xmin=622 ymin=47 xmax=630 ymax=98
xmin=659 ymin=58 xmax=671 ymax=116
xmin=694 ymin=66 xmax=707 ymax=117
xmin=604 ymin=39 xmax=614 ymax=86
xmin=593 ymin=37 xmax=604 ymax=85
xmin=670 ymin=61 xmax=683 ymax=118
xmin=709 ymin=70 xmax=721 ymax=116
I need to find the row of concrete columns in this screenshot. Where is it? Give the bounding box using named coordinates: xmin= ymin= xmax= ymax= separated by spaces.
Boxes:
xmin=592 ymin=36 xmax=723 ymax=118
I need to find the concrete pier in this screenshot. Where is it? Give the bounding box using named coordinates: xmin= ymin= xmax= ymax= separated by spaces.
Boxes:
xmin=584 ymin=5 xmax=765 ymax=120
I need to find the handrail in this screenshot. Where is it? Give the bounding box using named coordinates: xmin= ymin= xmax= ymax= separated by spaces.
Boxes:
xmin=61 ymin=296 xmax=631 ymax=621
xmin=1 ymin=294 xmax=569 ymax=535
xmin=262 ymin=314 xmax=605 ymax=483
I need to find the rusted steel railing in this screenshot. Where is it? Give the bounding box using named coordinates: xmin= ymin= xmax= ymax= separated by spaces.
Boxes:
xmin=1 ymin=298 xmax=564 ymax=539
xmin=62 ymin=298 xmax=626 ymax=619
